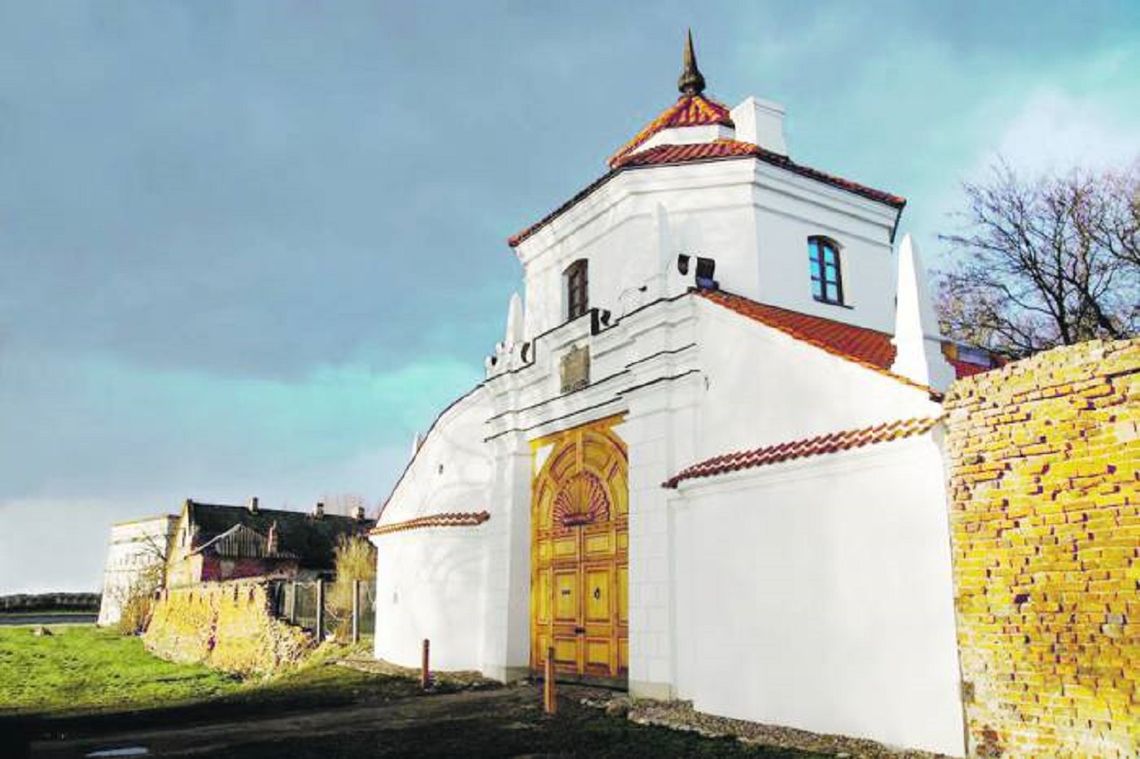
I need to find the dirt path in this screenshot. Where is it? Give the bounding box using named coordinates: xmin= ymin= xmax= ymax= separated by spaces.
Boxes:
xmin=27 ymin=684 xmax=824 ymax=758
xmin=30 ymin=688 xmax=513 ymax=758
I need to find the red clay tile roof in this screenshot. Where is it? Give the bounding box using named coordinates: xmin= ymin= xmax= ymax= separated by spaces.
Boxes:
xmin=615 ymin=140 xmax=907 ymax=209
xmin=608 ymin=94 xmax=734 ymax=168
xmin=613 ymin=139 xmax=758 ymax=168
xmin=946 ymin=356 xmax=990 ymax=379
xmin=695 ymin=289 xmax=936 ymax=387
xmin=370 ymin=510 xmax=490 ymax=537
xmin=508 ymin=140 xmax=906 ymax=248
xmin=701 ymin=290 xmax=993 ymax=389
xmin=663 ymin=416 xmax=942 ymax=488
xmin=940 ymin=342 xmax=1004 ymax=379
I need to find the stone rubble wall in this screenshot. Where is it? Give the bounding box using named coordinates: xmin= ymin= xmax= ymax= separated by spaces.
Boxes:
xmin=944 ymin=338 xmax=1139 ymax=757
xmin=144 ymin=580 xmax=314 ymax=676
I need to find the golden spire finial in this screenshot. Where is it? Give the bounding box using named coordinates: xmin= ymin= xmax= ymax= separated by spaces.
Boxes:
xmin=677 ymin=28 xmax=706 ymax=96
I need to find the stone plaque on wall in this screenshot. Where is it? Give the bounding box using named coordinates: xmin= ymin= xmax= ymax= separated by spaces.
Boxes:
xmin=560 ymin=344 xmax=590 ymax=393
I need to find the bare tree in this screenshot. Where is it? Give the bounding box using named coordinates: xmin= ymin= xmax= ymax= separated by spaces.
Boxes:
xmin=937 ymin=160 xmax=1139 ymax=357
xmin=113 ymin=529 xmax=172 ymax=634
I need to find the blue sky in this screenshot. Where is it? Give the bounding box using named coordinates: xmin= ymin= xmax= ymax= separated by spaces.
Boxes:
xmin=1 ymin=1 xmax=1138 ymax=593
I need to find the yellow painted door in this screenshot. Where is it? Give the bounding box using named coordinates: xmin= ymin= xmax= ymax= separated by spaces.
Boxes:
xmin=531 ymin=416 xmax=628 ymax=684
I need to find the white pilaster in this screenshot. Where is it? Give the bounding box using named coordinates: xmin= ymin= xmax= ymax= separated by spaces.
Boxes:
xmin=619 ymin=372 xmax=701 ymax=699
xmin=480 ymin=432 xmax=533 ymax=682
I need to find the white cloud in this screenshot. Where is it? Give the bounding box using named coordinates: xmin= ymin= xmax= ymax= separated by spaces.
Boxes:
xmin=974 ymin=87 xmax=1140 ymax=177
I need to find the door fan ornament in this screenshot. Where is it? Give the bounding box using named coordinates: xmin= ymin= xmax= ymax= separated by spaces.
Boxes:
xmin=552 ymin=471 xmax=611 ymax=527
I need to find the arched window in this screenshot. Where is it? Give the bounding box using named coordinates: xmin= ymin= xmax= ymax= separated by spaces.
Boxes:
xmin=564 ymin=259 xmax=589 ymax=319
xmin=808 ymin=237 xmax=844 ymax=305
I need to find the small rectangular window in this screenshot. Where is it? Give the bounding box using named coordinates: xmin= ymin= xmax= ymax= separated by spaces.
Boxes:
xmin=808 ymin=237 xmax=844 ymax=305
xmin=565 ymin=260 xmax=589 ymax=319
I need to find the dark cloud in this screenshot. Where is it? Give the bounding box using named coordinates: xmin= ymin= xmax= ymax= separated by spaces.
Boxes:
xmin=0 ymin=1 xmax=1137 ymax=592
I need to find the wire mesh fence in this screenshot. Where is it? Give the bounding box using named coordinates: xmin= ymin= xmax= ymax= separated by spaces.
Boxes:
xmin=268 ymin=578 xmax=375 ymax=642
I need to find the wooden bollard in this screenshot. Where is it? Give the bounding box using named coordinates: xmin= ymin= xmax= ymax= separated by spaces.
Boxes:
xmin=315 ymin=578 xmax=325 ymax=643
xmin=351 ymin=579 xmax=360 ymax=644
xmin=421 ymin=638 xmax=430 ymax=690
xmin=543 ymin=646 xmax=556 ymax=714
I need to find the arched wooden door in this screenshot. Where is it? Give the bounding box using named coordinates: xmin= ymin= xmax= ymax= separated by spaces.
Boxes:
xmin=530 ymin=416 xmax=628 ymax=685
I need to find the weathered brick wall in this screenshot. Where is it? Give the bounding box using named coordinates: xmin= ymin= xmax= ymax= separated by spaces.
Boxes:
xmin=944 ymin=338 xmax=1139 ymax=757
xmin=145 ymin=581 xmax=313 ymax=675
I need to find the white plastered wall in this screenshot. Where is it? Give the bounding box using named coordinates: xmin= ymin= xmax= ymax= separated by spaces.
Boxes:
xmin=97 ymin=515 xmax=177 ymax=626
xmin=373 ymin=527 xmax=489 ymax=671
xmin=694 ymin=296 xmax=939 ymax=459
xmin=670 ymin=433 xmax=965 ymax=757
xmin=514 ymin=159 xmax=901 ymax=342
xmin=371 ymin=386 xmax=496 ymax=671
xmin=751 ymin=166 xmax=898 ymax=333
xmin=516 ymin=162 xmax=761 ymax=339
xmin=621 ymin=295 xmax=942 ymax=702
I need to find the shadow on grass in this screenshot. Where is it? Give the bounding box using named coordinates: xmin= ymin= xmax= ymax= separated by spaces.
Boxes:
xmin=0 ymin=651 xmax=475 ymax=758
xmin=141 ymin=696 xmax=829 ymax=759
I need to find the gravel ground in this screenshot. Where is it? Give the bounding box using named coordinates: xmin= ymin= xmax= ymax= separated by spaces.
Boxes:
xmin=338 ymin=656 xmax=953 ymax=758
xmin=582 ymin=696 xmax=954 ymax=759
xmin=335 ymin=655 xmax=502 ymax=691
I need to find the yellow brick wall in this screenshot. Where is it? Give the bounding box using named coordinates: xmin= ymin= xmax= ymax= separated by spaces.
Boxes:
xmin=145 ymin=581 xmax=314 ymax=675
xmin=944 ymin=338 xmax=1140 ymax=758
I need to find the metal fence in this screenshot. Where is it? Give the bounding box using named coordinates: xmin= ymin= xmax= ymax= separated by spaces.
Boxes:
xmin=268 ymin=578 xmax=375 ymax=642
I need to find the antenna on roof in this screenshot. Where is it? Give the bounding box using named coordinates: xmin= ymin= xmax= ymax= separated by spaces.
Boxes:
xmin=678 ymin=28 xmax=706 ymax=97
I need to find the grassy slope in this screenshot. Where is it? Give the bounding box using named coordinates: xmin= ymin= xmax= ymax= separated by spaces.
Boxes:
xmin=0 ymin=626 xmax=829 ymax=758
xmin=0 ymin=624 xmax=441 ymax=720
xmin=0 ymin=625 xmax=241 ymax=714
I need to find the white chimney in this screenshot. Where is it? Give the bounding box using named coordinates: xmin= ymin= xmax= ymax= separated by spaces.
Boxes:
xmin=248 ymin=496 xmax=259 ymax=514
xmin=313 ymin=501 xmax=325 ymax=519
xmin=730 ymin=96 xmax=788 ymax=156
xmin=890 ymin=234 xmax=956 ymax=391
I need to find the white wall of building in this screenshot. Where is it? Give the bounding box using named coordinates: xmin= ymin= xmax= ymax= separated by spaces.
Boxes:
xmin=516 ymin=162 xmax=759 ymax=338
xmin=669 ymin=433 xmax=965 ymax=757
xmin=97 ymin=515 xmax=178 ymax=626
xmin=373 ymin=527 xmax=488 ymax=671
xmin=371 ymin=83 xmax=966 ymax=755
xmin=751 ymin=165 xmax=898 ymax=333
xmin=514 ymin=156 xmax=900 ymax=342
xmin=370 ymin=386 xmax=495 ymax=670
xmin=695 ymin=296 xmax=940 ymax=459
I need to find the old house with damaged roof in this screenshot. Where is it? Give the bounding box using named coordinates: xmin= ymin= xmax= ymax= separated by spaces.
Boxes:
xmin=97 ymin=498 xmax=372 ymax=625
xmin=368 ymin=34 xmax=999 ymax=756
xmin=164 ymin=497 xmax=374 ymax=588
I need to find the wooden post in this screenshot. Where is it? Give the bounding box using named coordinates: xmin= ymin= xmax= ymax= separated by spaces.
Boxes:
xmin=543 ymin=646 xmax=556 ymax=714
xmin=421 ymin=639 xmax=430 ymax=690
xmin=351 ymin=579 xmax=361 ymax=644
xmin=315 ymin=579 xmax=325 ymax=642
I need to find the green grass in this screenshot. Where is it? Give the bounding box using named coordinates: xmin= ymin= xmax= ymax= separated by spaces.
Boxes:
xmin=0 ymin=624 xmax=442 ymax=722
xmin=0 ymin=625 xmax=830 ymax=758
xmin=0 ymin=625 xmax=243 ymax=714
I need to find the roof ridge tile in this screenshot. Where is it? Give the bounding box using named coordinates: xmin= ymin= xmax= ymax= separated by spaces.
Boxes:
xmin=662 ymin=415 xmax=943 ymax=488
